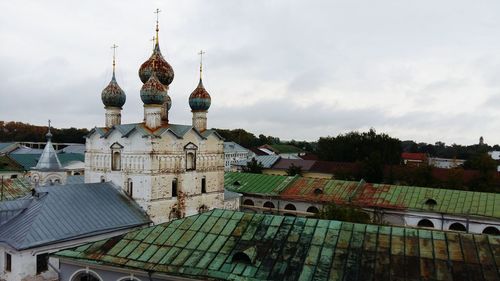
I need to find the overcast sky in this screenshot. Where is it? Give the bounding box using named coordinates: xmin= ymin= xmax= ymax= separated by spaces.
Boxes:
xmin=1 ymin=1 xmax=500 ymax=145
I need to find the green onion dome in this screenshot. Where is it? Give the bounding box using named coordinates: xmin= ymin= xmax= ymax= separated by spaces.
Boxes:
xmin=140 ymin=73 xmax=167 ymax=105
xmin=189 ymin=79 xmax=211 ymax=111
xmin=101 ymin=73 xmax=126 ymax=108
xmin=139 ymin=43 xmax=174 ymax=86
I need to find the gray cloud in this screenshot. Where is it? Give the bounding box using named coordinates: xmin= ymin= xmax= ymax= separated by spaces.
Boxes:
xmin=1 ymin=0 xmax=500 ymax=145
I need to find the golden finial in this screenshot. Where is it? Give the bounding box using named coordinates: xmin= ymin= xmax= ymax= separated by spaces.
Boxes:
xmin=111 ymin=44 xmax=118 ymax=75
xmin=154 ymin=8 xmax=161 ymax=45
xmin=198 ymin=50 xmax=205 ymax=80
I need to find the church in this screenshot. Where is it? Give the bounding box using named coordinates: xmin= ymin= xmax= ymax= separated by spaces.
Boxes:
xmin=85 ymin=13 xmax=225 ymax=224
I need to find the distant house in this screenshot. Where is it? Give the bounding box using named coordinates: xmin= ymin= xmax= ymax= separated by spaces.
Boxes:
xmin=257 ymin=144 xmax=305 ymax=159
xmin=55 ymin=209 xmax=500 ymax=281
xmin=0 ymin=182 xmax=150 ymax=281
xmin=401 ymin=152 xmax=427 ymax=166
xmin=223 ymin=141 xmax=253 ymax=171
xmin=428 ymin=157 xmax=466 ymax=169
xmin=232 ymin=155 xmax=281 ymax=171
xmin=488 ymin=151 xmax=500 ymax=172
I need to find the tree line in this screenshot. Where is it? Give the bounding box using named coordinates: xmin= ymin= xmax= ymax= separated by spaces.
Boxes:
xmin=0 ymin=121 xmax=89 ymax=143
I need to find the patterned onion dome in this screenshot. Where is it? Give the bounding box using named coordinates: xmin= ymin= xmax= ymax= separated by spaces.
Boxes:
xmin=165 ymin=94 xmax=172 ymax=110
xmin=139 ymin=44 xmax=174 ymax=86
xmin=101 ymin=73 xmax=126 ymax=108
xmin=140 ymin=74 xmax=168 ymax=105
xmin=189 ymin=79 xmax=211 ymax=111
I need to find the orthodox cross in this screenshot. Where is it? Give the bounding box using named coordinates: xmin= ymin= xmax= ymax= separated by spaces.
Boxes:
xmin=111 ymin=44 xmax=118 ymax=72
xmin=198 ymin=50 xmax=206 ymax=79
xmin=154 ymin=8 xmax=161 ymax=39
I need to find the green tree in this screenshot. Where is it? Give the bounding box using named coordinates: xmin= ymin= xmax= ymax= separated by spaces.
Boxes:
xmin=316 ymin=204 xmax=371 ymax=223
xmin=286 ymin=163 xmax=302 ymax=176
xmin=243 ymin=158 xmax=264 ymax=174
xmin=360 ymin=152 xmax=384 ymax=183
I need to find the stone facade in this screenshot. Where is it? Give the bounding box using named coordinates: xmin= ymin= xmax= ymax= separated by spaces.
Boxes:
xmin=85 ymin=128 xmax=224 ymax=224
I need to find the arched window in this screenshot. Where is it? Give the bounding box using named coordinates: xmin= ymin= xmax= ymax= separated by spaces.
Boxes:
xmin=243 ymin=199 xmax=254 ymax=206
xmin=201 ymin=177 xmax=206 ymax=194
xmin=263 ymin=201 xmax=275 ymax=209
xmin=449 ymin=222 xmax=466 ymax=232
xmin=186 ymin=152 xmax=196 ymax=170
xmin=112 ymin=151 xmax=121 ymax=171
xmin=284 ymin=204 xmax=296 ymax=211
xmin=126 ymin=179 xmax=133 ymax=197
xmin=172 ymin=178 xmax=178 ymax=197
xmin=307 ymin=206 xmax=319 ymax=214
xmin=417 ymin=219 xmax=434 ymax=228
xmin=70 ymin=270 xmax=102 ymax=281
xmin=482 ymin=226 xmax=500 ymax=235
xmin=232 ymin=252 xmax=252 ymax=264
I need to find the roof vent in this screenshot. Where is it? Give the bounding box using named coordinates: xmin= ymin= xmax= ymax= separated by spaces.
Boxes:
xmin=232 ymin=252 xmax=252 ymax=264
xmin=425 ymin=198 xmax=437 ymax=207
xmin=233 ymin=180 xmax=241 ymax=186
xmin=314 ymin=188 xmax=323 ymax=195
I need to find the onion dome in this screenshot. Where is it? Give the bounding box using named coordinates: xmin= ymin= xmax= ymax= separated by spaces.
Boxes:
xmin=140 ymin=73 xmax=168 ymax=105
xmin=139 ymin=43 xmax=174 ymax=86
xmin=101 ymin=73 xmax=126 ymax=108
xmin=189 ymin=79 xmax=211 ymax=111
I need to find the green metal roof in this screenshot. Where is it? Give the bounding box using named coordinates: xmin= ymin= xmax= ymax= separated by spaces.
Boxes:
xmin=54 ymin=209 xmax=500 ymax=281
xmin=224 ymin=172 xmax=500 ymax=219
xmin=9 ymin=153 xmax=83 ymax=170
xmin=356 ymin=183 xmax=500 ymax=219
xmin=225 ymin=172 xmax=296 ymax=196
xmin=268 ymin=144 xmax=303 ymax=154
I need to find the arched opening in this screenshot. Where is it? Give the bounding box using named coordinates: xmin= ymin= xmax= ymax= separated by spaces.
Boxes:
xmin=54 ymin=179 xmax=61 ymax=184
xmin=198 ymin=204 xmax=209 ymax=213
xmin=449 ymin=222 xmax=466 ymax=232
xmin=201 ymin=177 xmax=206 ymax=194
xmin=73 ymin=172 xmax=81 ymax=176
xmin=186 ymin=152 xmax=196 ymax=170
xmin=482 ymin=226 xmax=500 ymax=235
xmin=100 ymin=176 xmax=105 ymax=183
xmin=307 ymin=206 xmax=319 ymax=214
xmin=417 ymin=219 xmax=434 ymax=228
xmin=172 ymin=178 xmax=178 ymax=197
xmin=70 ymin=271 xmax=101 ymax=281
xmin=112 ymin=151 xmax=121 ymax=171
xmin=284 ymin=204 xmax=296 ymax=211
xmin=425 ymin=198 xmax=437 ymax=207
xmin=243 ymin=199 xmax=254 ymax=206
xmin=263 ymin=201 xmax=275 ymax=209
xmin=232 ymin=252 xmax=252 ymax=264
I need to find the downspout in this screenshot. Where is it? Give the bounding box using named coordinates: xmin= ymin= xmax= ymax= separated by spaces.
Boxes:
xmin=148 ymin=271 xmax=154 ymax=281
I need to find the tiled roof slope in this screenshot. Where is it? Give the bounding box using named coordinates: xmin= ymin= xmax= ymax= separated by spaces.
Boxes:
xmin=224 ymin=172 xmax=500 ymax=219
xmin=225 ymin=172 xmax=296 ymax=196
xmin=0 ymin=155 xmax=24 ymax=172
xmin=0 ymin=182 xmax=150 ymax=250
xmin=234 ymin=155 xmax=281 ymax=168
xmin=55 ymin=209 xmax=500 ymax=281
xmin=0 ymin=178 xmax=32 ymax=201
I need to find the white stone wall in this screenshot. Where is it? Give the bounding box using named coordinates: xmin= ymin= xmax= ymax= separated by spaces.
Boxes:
xmin=85 ymin=125 xmax=224 ymax=224
xmin=0 ymin=247 xmax=58 ymax=281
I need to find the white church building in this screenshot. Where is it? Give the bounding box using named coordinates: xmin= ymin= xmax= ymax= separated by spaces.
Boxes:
xmin=84 ymin=17 xmax=226 ymax=224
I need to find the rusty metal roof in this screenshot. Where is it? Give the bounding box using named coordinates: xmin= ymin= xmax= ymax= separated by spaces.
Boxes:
xmin=224 ymin=172 xmax=500 ymax=219
xmin=0 ymin=177 xmax=32 ymax=201
xmin=225 ymin=172 xmax=296 ymax=196
xmin=54 ymin=209 xmax=500 ymax=280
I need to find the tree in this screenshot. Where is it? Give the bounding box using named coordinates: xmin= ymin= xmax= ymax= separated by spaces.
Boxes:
xmin=286 ymin=163 xmax=302 ymax=176
xmin=243 ymin=158 xmax=264 ymax=174
xmin=360 ymin=152 xmax=384 ymax=183
xmin=316 ymin=204 xmax=371 ymax=223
